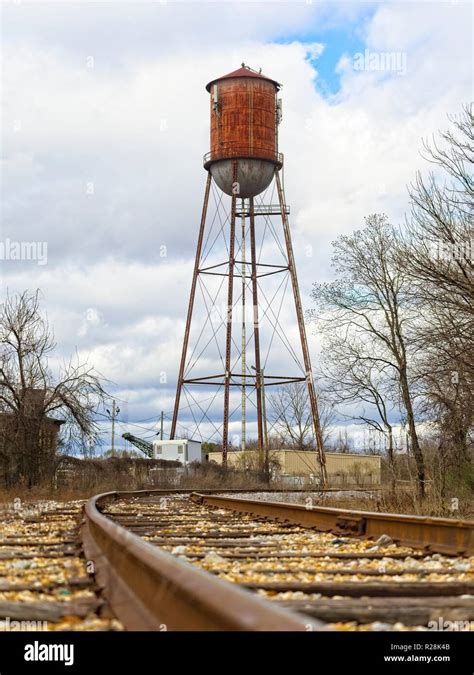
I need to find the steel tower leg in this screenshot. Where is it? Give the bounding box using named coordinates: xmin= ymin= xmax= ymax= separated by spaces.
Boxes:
xmin=170 ymin=172 xmax=212 ymax=440
xmin=275 ymin=170 xmax=328 ymax=486
xmin=222 ymin=162 xmax=238 ymax=463
xmin=241 ymin=199 xmax=247 ymax=451
xmin=249 ymin=197 xmax=264 ymax=463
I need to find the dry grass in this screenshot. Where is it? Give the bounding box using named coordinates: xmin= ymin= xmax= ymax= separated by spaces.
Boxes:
xmin=302 ymin=490 xmax=473 ymax=519
xmin=0 ymin=459 xmax=271 ymax=504
xmin=0 ymin=456 xmax=471 ymax=519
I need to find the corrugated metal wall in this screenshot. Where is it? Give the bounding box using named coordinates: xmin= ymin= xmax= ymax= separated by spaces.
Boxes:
xmin=325 ymin=453 xmax=381 ymax=487
xmin=207 ymin=450 xmax=381 ymax=486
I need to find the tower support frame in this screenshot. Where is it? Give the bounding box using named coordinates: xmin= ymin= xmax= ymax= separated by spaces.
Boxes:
xmin=171 ymin=167 xmax=327 ymax=485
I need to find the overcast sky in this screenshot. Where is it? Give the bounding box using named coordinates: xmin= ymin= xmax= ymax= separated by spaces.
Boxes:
xmin=1 ymin=0 xmax=471 ymax=452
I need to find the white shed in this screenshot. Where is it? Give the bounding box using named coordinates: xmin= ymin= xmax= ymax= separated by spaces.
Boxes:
xmin=152 ymin=439 xmax=202 ymax=464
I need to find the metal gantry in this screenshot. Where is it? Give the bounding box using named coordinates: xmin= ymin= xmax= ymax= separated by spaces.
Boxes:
xmin=121 ymin=433 xmax=153 ymax=458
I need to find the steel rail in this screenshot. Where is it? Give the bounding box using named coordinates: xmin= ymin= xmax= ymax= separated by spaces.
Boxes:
xmin=81 ymin=491 xmax=324 ymax=631
xmin=191 ymin=493 xmax=474 ymax=556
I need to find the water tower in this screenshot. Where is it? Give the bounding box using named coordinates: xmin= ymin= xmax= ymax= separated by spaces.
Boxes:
xmin=170 ymin=64 xmax=327 ymax=483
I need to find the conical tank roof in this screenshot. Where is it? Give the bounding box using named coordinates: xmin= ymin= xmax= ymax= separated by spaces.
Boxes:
xmin=206 ymin=65 xmax=281 ymax=92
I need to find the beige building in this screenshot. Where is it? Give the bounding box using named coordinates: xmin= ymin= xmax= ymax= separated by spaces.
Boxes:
xmin=208 ymin=449 xmax=381 ymax=487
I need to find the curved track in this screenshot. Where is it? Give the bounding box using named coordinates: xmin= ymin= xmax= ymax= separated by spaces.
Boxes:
xmin=81 ymin=490 xmax=474 ymax=631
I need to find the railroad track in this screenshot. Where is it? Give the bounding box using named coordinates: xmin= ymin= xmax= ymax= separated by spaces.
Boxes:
xmin=0 ymin=499 xmax=120 ymax=630
xmin=81 ymin=490 xmax=474 ymax=631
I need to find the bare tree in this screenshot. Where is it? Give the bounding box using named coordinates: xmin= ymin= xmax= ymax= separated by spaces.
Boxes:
xmin=403 ymin=105 xmax=472 ymax=341
xmin=419 ymin=363 xmax=472 ymax=495
xmin=315 ymin=331 xmax=399 ymax=492
xmin=309 ymin=214 xmax=426 ymax=498
xmin=399 ymin=105 xmax=473 ymax=476
xmin=0 ymin=291 xmax=107 ymax=486
xmin=269 ymin=383 xmax=335 ymax=449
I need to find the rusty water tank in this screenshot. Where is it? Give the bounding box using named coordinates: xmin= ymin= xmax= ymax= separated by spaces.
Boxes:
xmin=203 ymin=65 xmax=282 ymax=198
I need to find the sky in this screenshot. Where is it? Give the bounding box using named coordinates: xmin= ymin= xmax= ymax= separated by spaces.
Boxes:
xmin=1 ymin=0 xmax=472 ymax=453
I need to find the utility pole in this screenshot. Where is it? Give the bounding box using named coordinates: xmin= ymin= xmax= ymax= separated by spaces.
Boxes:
xmin=160 ymin=411 xmax=164 ymax=440
xmin=106 ymin=400 xmax=120 ymax=457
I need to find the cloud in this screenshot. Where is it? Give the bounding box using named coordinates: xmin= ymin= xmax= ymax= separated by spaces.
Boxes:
xmin=1 ymin=1 xmax=471 ymax=447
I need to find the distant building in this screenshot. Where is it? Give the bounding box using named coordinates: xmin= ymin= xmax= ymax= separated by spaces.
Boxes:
xmin=0 ymin=414 xmax=64 ymax=457
xmin=208 ymin=449 xmax=381 ymax=487
xmin=152 ymin=439 xmax=202 ymax=464
xmin=0 ymin=389 xmax=64 ymax=481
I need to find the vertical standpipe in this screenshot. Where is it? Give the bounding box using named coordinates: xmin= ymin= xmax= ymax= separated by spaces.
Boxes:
xmin=241 ymin=199 xmax=246 ymax=451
